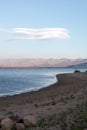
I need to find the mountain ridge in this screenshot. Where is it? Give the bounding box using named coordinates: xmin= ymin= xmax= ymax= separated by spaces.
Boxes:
xmin=0 ymin=58 xmax=87 ymax=68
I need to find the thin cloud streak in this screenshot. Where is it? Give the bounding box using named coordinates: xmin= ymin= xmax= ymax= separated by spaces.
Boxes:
xmin=12 ymin=28 xmax=70 ymax=40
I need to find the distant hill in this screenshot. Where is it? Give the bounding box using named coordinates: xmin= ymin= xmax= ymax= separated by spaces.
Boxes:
xmin=0 ymin=58 xmax=87 ymax=68
xmin=68 ymin=62 xmax=87 ymax=68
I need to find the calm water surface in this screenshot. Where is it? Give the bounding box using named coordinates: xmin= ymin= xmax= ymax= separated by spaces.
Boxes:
xmin=0 ymin=68 xmax=86 ymax=96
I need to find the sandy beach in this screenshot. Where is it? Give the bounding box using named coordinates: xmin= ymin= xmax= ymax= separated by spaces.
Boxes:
xmin=0 ymin=71 xmax=87 ymax=129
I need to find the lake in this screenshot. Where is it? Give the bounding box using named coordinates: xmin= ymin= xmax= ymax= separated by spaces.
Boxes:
xmin=0 ymin=68 xmax=86 ymax=96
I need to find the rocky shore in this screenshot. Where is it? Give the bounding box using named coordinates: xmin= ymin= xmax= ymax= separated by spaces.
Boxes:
xmin=0 ymin=71 xmax=87 ymax=130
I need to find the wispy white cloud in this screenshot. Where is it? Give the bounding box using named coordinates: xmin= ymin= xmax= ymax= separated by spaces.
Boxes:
xmin=0 ymin=27 xmax=70 ymax=41
xmin=11 ymin=28 xmax=70 ymax=40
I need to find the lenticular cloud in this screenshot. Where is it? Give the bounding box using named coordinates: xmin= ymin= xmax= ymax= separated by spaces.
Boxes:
xmin=12 ymin=28 xmax=70 ymax=40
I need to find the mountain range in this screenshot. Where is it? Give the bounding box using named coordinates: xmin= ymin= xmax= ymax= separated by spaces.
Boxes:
xmin=0 ymin=58 xmax=87 ymax=68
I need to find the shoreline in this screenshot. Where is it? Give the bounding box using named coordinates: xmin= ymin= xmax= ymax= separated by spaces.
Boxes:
xmin=0 ymin=74 xmax=57 ymax=98
xmin=0 ymin=68 xmax=86 ymax=98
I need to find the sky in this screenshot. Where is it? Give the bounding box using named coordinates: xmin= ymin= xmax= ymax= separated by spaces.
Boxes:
xmin=0 ymin=0 xmax=87 ymax=59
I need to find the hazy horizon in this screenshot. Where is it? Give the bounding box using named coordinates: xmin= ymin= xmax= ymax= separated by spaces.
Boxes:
xmin=0 ymin=57 xmax=87 ymax=60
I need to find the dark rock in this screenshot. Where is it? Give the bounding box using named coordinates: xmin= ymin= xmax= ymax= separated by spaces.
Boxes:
xmin=17 ymin=119 xmax=24 ymax=123
xmin=51 ymin=101 xmax=56 ymax=105
xmin=74 ymin=70 xmax=80 ymax=73
xmin=34 ymin=104 xmax=39 ymax=108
